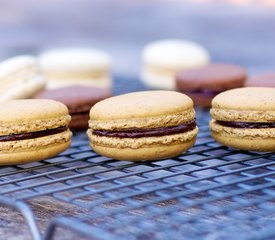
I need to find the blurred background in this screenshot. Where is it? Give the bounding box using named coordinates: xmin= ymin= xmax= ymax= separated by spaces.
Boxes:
xmin=0 ymin=0 xmax=275 ymax=77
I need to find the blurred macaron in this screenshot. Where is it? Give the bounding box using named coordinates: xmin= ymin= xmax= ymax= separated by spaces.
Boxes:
xmin=141 ymin=39 xmax=210 ymax=90
xmin=34 ymin=85 xmax=111 ymax=130
xmin=38 ymin=48 xmax=112 ymax=89
xmin=246 ymin=72 xmax=275 ymax=87
xmin=0 ymin=55 xmax=46 ymax=101
xmin=176 ymin=63 xmax=247 ymax=107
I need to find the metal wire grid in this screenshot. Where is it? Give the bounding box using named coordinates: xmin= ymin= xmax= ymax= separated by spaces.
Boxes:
xmin=0 ymin=110 xmax=274 ymax=240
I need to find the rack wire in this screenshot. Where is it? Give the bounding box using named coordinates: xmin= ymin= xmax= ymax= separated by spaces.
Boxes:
xmin=0 ymin=107 xmax=274 ymax=240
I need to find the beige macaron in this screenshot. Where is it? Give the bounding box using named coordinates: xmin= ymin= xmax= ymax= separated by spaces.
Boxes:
xmin=0 ymin=99 xmax=72 ymax=165
xmin=87 ymin=91 xmax=198 ymax=161
xmin=210 ymin=87 xmax=275 ymax=152
xmin=0 ymin=55 xmax=46 ymax=101
xmin=38 ymin=48 xmax=112 ymax=89
xmin=141 ymin=39 xmax=210 ymax=90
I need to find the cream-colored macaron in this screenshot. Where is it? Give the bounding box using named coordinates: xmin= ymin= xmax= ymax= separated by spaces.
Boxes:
xmin=0 ymin=99 xmax=72 ymax=165
xmin=0 ymin=55 xmax=46 ymax=101
xmin=87 ymin=91 xmax=198 ymax=161
xmin=141 ymin=39 xmax=210 ymax=90
xmin=210 ymin=87 xmax=275 ymax=152
xmin=38 ymin=48 xmax=112 ymax=89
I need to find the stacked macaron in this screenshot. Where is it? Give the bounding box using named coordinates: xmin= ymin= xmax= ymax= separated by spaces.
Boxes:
xmin=35 ymin=48 xmax=113 ymax=130
xmin=209 ymin=87 xmax=275 ymax=152
xmin=87 ymin=91 xmax=198 ymax=161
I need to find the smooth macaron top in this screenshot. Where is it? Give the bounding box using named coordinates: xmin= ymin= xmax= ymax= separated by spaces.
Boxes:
xmin=90 ymin=91 xmax=195 ymax=130
xmin=38 ymin=48 xmax=111 ymax=72
xmin=0 ymin=99 xmax=71 ymax=135
xmin=142 ymin=39 xmax=209 ymax=69
xmin=0 ymin=55 xmax=37 ymax=78
xmin=211 ymin=87 xmax=275 ymax=122
xmin=34 ymin=86 xmax=111 ymax=113
xmin=176 ymin=63 xmax=247 ymax=91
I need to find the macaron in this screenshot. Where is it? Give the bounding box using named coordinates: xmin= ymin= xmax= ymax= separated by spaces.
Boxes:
xmin=246 ymin=72 xmax=275 ymax=87
xmin=176 ymin=63 xmax=247 ymax=107
xmin=34 ymin=85 xmax=111 ymax=130
xmin=38 ymin=48 xmax=112 ymax=89
xmin=87 ymin=91 xmax=198 ymax=161
xmin=141 ymin=39 xmax=210 ymax=90
xmin=0 ymin=55 xmax=46 ymax=101
xmin=0 ymin=99 xmax=72 ymax=165
xmin=210 ymin=87 xmax=275 ymax=152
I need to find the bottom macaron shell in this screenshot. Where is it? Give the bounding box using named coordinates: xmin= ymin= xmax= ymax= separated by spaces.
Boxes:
xmin=91 ymin=138 xmax=196 ymax=161
xmin=141 ymin=71 xmax=175 ymax=90
xmin=0 ymin=130 xmax=72 ymax=165
xmin=211 ymin=132 xmax=275 ymax=152
xmin=210 ymin=121 xmax=275 ymax=152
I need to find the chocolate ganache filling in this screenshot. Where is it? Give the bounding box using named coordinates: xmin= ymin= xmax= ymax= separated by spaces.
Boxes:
xmin=93 ymin=121 xmax=196 ymax=138
xmin=0 ymin=126 xmax=68 ymax=142
xmin=217 ymin=121 xmax=275 ymax=129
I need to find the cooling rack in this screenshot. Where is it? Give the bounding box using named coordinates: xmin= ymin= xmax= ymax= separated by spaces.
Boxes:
xmin=0 ymin=105 xmax=274 ymax=240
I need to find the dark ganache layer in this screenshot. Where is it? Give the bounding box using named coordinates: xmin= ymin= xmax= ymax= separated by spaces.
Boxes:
xmin=216 ymin=121 xmax=275 ymax=129
xmin=93 ymin=121 xmax=196 ymax=138
xmin=0 ymin=126 xmax=68 ymax=142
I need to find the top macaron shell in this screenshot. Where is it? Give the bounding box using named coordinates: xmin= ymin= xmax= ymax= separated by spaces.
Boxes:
xmin=176 ymin=63 xmax=247 ymax=91
xmin=211 ymin=87 xmax=275 ymax=117
xmin=0 ymin=99 xmax=71 ymax=135
xmin=90 ymin=90 xmax=195 ymax=130
xmin=142 ymin=39 xmax=210 ymax=69
xmin=38 ymin=48 xmax=111 ymax=72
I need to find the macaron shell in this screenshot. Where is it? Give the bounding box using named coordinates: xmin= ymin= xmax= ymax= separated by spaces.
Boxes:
xmin=141 ymin=70 xmax=175 ymax=90
xmin=210 ymin=120 xmax=275 ymax=152
xmin=90 ymin=91 xmax=193 ymax=120
xmin=176 ymin=63 xmax=246 ymax=91
xmin=142 ymin=39 xmax=210 ymax=69
xmin=0 ymin=76 xmax=46 ymax=101
xmin=0 ymin=99 xmax=69 ymax=122
xmin=46 ymin=77 xmax=111 ymax=89
xmin=0 ymin=130 xmax=71 ymax=165
xmin=91 ymin=139 xmax=196 ymax=161
xmin=211 ymin=87 xmax=275 ymax=111
xmin=90 ymin=110 xmax=195 ymax=131
xmin=39 ymin=48 xmax=111 ymax=72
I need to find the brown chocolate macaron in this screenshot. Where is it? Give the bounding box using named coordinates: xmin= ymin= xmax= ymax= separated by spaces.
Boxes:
xmin=246 ymin=72 xmax=275 ymax=87
xmin=176 ymin=63 xmax=247 ymax=107
xmin=34 ymin=85 xmax=111 ymax=130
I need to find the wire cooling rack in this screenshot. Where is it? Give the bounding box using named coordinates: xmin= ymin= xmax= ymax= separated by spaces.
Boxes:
xmin=0 ymin=106 xmax=274 ymax=240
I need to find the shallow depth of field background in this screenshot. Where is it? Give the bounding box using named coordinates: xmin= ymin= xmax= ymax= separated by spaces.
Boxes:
xmin=0 ymin=0 xmax=274 ymax=77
